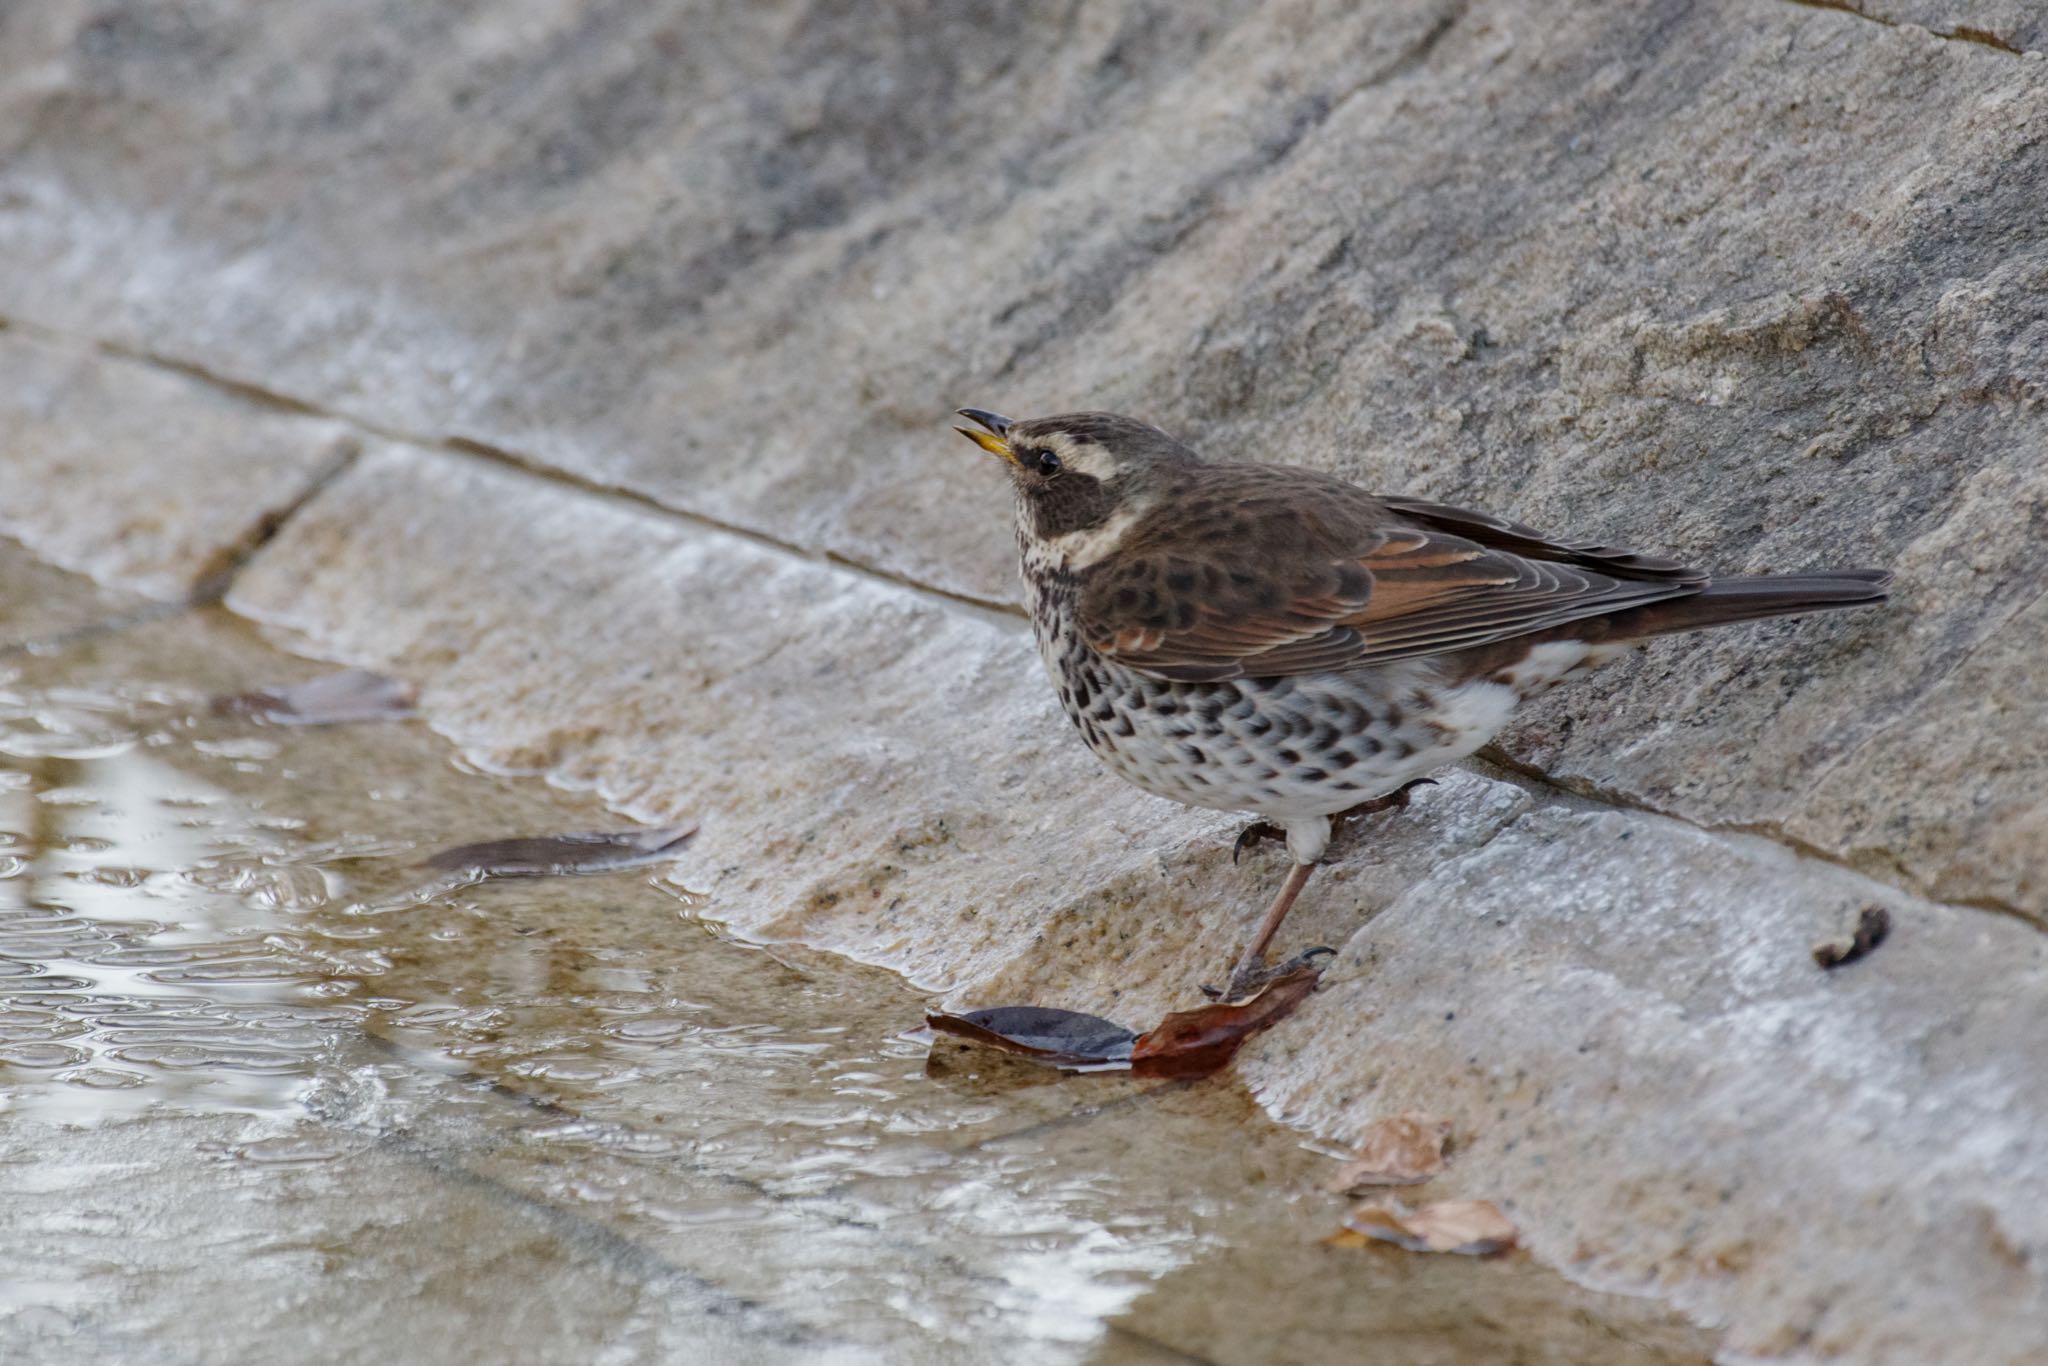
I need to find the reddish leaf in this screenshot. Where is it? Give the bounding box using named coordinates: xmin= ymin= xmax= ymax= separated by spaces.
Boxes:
xmin=214 ymin=669 xmax=416 ymax=725
xmin=1129 ymin=963 xmax=1321 ymax=1078
xmin=421 ymin=822 xmax=698 ymax=878
xmin=1324 ymin=1113 xmax=1451 ymax=1191
xmin=1330 ymin=1199 xmax=1517 ymax=1256
xmin=925 ymin=1006 xmax=1137 ymax=1067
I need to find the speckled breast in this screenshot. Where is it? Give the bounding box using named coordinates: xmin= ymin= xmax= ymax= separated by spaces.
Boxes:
xmin=1020 ymin=562 xmax=1465 ymax=821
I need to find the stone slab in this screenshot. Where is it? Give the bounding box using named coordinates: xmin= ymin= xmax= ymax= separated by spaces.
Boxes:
xmin=1249 ymin=805 xmax=2048 ymax=1361
xmin=226 ymin=444 xmax=1538 ymax=1014
xmin=0 ymin=332 xmax=354 ymax=601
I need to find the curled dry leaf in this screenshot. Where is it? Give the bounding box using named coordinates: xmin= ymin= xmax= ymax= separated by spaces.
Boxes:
xmin=1324 ymin=1112 xmax=1451 ymax=1191
xmin=1330 ymin=1199 xmax=1517 ymax=1256
xmin=1813 ymin=904 xmax=1891 ymax=970
xmin=923 ymin=961 xmax=1322 ymax=1079
xmin=420 ymin=822 xmax=699 ymax=878
xmin=213 ymin=669 xmax=416 ymax=725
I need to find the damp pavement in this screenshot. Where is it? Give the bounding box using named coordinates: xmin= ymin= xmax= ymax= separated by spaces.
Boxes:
xmin=0 ymin=541 xmax=1717 ymax=1362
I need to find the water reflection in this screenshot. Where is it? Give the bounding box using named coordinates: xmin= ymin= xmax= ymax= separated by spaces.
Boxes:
xmin=0 ymin=705 xmax=353 ymax=1118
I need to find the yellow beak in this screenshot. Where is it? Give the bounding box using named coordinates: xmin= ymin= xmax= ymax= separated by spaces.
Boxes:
xmin=954 ymin=408 xmax=1016 ymax=465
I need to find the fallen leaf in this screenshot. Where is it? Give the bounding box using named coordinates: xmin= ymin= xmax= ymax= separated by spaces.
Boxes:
xmin=1130 ymin=963 xmax=1322 ymax=1078
xmin=1331 ymin=1199 xmax=1517 ymax=1256
xmin=1324 ymin=1112 xmax=1451 ymax=1191
xmin=923 ymin=961 xmax=1324 ymax=1078
xmin=213 ymin=669 xmax=416 ymax=724
xmin=1813 ymin=905 xmax=1891 ymax=970
xmin=925 ymin=1006 xmax=1137 ymax=1067
xmin=420 ymin=822 xmax=699 ymax=877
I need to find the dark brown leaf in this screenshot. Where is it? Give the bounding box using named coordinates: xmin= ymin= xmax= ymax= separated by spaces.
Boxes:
xmin=1323 ymin=1112 xmax=1451 ymax=1191
xmin=421 ymin=822 xmax=698 ymax=878
xmin=213 ymin=669 xmax=416 ymax=725
xmin=1129 ymin=962 xmax=1321 ymax=1078
xmin=1330 ymin=1199 xmax=1517 ymax=1256
xmin=925 ymin=1006 xmax=1137 ymax=1067
xmin=1814 ymin=905 xmax=1891 ymax=969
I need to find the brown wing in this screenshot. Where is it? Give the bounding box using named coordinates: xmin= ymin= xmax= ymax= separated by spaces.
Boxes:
xmin=1075 ymin=473 xmax=1706 ymax=683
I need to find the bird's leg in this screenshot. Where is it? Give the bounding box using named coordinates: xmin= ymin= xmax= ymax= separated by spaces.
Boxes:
xmin=1205 ymin=861 xmax=1321 ymax=1001
xmin=1208 ymin=780 xmax=1437 ymax=999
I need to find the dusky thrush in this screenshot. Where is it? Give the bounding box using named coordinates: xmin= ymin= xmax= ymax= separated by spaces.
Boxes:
xmin=955 ymin=409 xmax=1890 ymax=999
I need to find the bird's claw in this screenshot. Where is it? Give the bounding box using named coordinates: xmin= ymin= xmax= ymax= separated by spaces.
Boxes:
xmin=1200 ymin=945 xmax=1336 ymax=1003
xmin=1232 ymin=820 xmax=1287 ymax=864
xmin=1333 ymin=777 xmax=1436 ymax=829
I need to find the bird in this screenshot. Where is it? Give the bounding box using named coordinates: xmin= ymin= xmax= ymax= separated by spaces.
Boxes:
xmin=953 ymin=407 xmax=1890 ymax=1001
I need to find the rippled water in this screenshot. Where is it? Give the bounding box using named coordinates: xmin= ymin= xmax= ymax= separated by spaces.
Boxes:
xmin=0 ymin=689 xmax=356 ymax=1122
xmin=0 ymin=597 xmax=1714 ymax=1365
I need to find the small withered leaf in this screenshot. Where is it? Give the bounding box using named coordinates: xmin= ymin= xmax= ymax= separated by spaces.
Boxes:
xmin=421 ymin=822 xmax=699 ymax=878
xmin=1330 ymin=1199 xmax=1517 ymax=1256
xmin=1814 ymin=905 xmax=1891 ymax=970
xmin=213 ymin=668 xmax=416 ymax=725
xmin=1324 ymin=1112 xmax=1451 ymax=1191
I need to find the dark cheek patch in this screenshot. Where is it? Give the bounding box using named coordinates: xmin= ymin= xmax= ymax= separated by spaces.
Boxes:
xmin=1028 ymin=473 xmax=1118 ymax=539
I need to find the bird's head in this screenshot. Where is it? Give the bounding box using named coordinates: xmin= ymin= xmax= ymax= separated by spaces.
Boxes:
xmin=953 ymin=408 xmax=1197 ymax=565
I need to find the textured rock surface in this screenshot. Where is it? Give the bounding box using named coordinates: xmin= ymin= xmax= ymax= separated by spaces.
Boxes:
xmin=1254 ymin=807 xmax=2048 ymax=1360
xmin=1 ymin=0 xmax=2045 ymax=1359
xmin=0 ymin=331 xmax=355 ymax=599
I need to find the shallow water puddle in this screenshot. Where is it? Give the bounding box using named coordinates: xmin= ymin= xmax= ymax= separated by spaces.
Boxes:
xmin=0 ymin=547 xmax=1716 ymax=1364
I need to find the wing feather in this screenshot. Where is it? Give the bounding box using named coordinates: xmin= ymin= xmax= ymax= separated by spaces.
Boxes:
xmin=1074 ymin=476 xmax=1703 ymax=682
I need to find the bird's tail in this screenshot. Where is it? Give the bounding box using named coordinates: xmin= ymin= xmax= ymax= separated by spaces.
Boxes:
xmin=1594 ymin=569 xmax=1892 ymax=641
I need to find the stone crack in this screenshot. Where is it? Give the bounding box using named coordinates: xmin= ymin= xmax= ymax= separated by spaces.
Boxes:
xmin=1784 ymin=0 xmax=2037 ymax=56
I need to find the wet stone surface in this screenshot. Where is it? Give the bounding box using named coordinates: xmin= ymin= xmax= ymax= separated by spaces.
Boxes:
xmin=0 ymin=559 xmax=1714 ymax=1363
xmin=0 ymin=536 xmax=161 ymax=660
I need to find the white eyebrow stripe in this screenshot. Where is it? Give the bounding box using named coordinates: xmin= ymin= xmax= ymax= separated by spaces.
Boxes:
xmin=1036 ymin=435 xmax=1117 ymax=481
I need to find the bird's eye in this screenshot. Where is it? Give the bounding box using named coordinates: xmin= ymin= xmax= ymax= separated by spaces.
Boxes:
xmin=1027 ymin=448 xmax=1062 ymax=477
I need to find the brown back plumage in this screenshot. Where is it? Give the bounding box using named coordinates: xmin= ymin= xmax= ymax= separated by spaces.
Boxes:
xmin=1070 ymin=461 xmax=1887 ymax=683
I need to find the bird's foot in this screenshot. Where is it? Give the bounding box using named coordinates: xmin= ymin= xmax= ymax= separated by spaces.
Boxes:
xmin=1330 ymin=778 xmax=1436 ymax=835
xmin=1232 ymin=820 xmax=1287 ymax=864
xmin=1340 ymin=776 xmax=1437 ymax=821
xmin=1200 ymin=945 xmax=1336 ymax=1003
